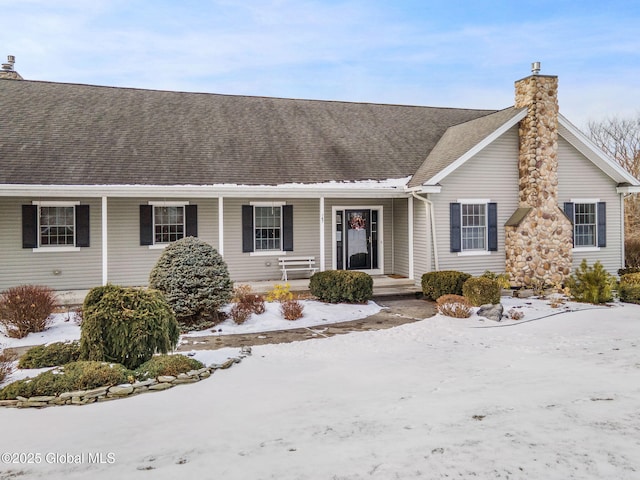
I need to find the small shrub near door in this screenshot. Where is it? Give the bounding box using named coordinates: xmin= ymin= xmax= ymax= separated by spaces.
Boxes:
xmin=309 ymin=271 xmax=373 ymax=303
xmin=80 ymin=285 xmax=180 ymax=370
xmin=421 ymin=271 xmax=472 ymax=301
xmin=0 ymin=285 xmax=57 ymax=339
xmin=565 ymin=259 xmax=615 ymax=304
xmin=280 ymin=299 xmax=304 ymax=320
xmin=619 ymin=273 xmax=640 ymax=304
xmin=436 ymin=295 xmax=472 ymax=318
xmin=149 ymin=237 xmax=233 ymax=327
xmin=230 ymin=285 xmax=266 ymax=324
xmin=462 ymin=277 xmax=501 ymax=306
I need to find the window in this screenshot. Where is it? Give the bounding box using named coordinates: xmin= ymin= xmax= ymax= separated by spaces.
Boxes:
xmin=154 ymin=206 xmax=184 ymax=244
xmin=22 ymin=202 xmax=90 ymax=250
xmin=450 ymin=201 xmax=497 ymax=254
xmin=254 ymin=206 xmax=281 ymax=251
xmin=461 ymin=203 xmax=486 ymax=251
xmin=564 ymin=201 xmax=606 ymax=249
xmin=40 ymin=206 xmax=75 ymax=246
xmin=139 ymin=203 xmax=197 ymax=247
xmin=242 ymin=204 xmax=293 ymax=253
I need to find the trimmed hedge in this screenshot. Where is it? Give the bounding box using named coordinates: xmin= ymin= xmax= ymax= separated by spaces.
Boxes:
xmin=462 ymin=277 xmax=501 ymax=306
xmin=619 ymin=272 xmax=640 ymax=304
xmin=18 ymin=341 xmax=81 ymax=369
xmin=0 ymin=361 xmax=133 ymax=400
xmin=80 ymin=285 xmax=180 ymax=369
xmin=309 ymin=270 xmax=373 ymax=303
xmin=421 ymin=271 xmax=472 ymax=301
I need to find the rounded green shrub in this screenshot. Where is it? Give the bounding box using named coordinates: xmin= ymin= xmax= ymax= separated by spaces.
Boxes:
xmin=462 ymin=277 xmax=501 ymax=306
xmin=135 ymin=354 xmax=204 ymax=379
xmin=80 ymin=285 xmax=180 ymax=369
xmin=18 ymin=341 xmax=81 ymax=369
xmin=619 ymin=272 xmax=640 ymax=304
xmin=566 ymin=259 xmax=615 ymax=304
xmin=309 ymin=270 xmax=373 ymax=303
xmin=421 ymin=271 xmax=472 ymax=301
xmin=0 ymin=361 xmax=132 ymax=400
xmin=149 ymin=237 xmax=233 ymax=326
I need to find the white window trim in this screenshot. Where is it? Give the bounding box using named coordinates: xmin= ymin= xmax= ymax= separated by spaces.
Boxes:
xmin=251 ymin=203 xmax=285 ymax=253
xmin=457 ymin=199 xmax=490 ymax=254
xmin=147 ymin=202 xmax=189 ymax=248
xmin=570 ymin=199 xmax=600 ymax=250
xmin=31 ymin=201 xmax=81 ymax=252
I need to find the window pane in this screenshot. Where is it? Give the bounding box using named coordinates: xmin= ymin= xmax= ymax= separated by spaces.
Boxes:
xmin=255 ymin=206 xmax=282 ymax=251
xmin=39 ymin=206 xmax=75 ymax=246
xmin=574 ymin=203 xmax=596 ymax=247
xmin=461 ymin=204 xmax=486 ymax=251
xmin=154 ymin=206 xmax=185 ymax=244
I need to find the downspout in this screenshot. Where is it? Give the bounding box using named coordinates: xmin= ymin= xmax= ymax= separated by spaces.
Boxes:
xmin=411 ymin=191 xmax=439 ymax=271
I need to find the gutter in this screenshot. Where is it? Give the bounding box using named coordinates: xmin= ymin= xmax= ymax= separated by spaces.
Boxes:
xmin=411 ymin=191 xmax=440 ymax=271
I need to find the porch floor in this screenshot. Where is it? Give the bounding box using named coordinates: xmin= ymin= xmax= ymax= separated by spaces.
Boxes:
xmin=54 ymin=275 xmax=420 ymax=307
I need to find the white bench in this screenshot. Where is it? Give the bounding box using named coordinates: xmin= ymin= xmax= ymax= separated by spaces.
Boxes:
xmin=278 ymin=256 xmax=318 ymax=281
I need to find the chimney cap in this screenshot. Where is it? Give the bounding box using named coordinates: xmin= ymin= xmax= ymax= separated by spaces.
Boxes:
xmin=2 ymin=54 xmax=15 ymax=71
xmin=531 ymin=61 xmax=541 ymax=75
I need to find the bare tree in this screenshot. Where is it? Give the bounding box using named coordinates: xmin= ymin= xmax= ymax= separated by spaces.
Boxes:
xmin=588 ymin=115 xmax=640 ymax=241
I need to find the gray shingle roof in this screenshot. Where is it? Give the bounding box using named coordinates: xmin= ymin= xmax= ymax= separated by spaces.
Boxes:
xmin=1 ymin=79 xmax=498 ymax=187
xmin=407 ymin=107 xmax=526 ymax=187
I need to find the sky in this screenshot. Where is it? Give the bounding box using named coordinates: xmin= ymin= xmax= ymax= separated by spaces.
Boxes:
xmin=1 ymin=0 xmax=639 ymax=129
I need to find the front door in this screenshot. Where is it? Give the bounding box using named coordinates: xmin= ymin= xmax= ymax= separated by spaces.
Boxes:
xmin=335 ymin=209 xmax=379 ymax=271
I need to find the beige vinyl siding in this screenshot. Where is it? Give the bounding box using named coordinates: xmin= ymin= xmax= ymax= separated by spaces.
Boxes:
xmin=557 ymin=137 xmax=623 ymax=275
xmin=223 ymin=198 xmax=320 ymax=282
xmin=391 ymin=198 xmax=410 ymax=277
xmin=0 ymin=197 xmax=102 ymax=290
xmin=107 ymin=198 xmax=218 ymax=286
xmin=431 ymin=126 xmax=520 ymax=276
xmin=411 ymin=197 xmax=431 ymax=285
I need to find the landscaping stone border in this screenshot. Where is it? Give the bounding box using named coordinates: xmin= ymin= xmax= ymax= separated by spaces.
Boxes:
xmin=0 ymin=357 xmax=242 ymax=409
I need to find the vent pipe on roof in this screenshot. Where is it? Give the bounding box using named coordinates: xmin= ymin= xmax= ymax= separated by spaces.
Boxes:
xmin=531 ymin=61 xmax=541 ymax=75
xmin=2 ymin=55 xmax=15 ymax=71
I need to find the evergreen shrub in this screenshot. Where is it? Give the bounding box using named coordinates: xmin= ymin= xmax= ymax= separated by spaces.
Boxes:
xmin=149 ymin=237 xmax=233 ymax=326
xmin=0 ymin=285 xmax=57 ymax=339
xmin=18 ymin=341 xmax=81 ymax=369
xmin=421 ymin=271 xmax=472 ymax=301
xmin=80 ymin=285 xmax=179 ymax=369
xmin=619 ymin=272 xmax=640 ymax=304
xmin=0 ymin=361 xmax=132 ymax=400
xmin=309 ymin=270 xmax=373 ymax=303
xmin=462 ymin=277 xmax=501 ymax=306
xmin=566 ymin=259 xmax=615 ymax=304
xmin=135 ymin=354 xmax=204 ymax=379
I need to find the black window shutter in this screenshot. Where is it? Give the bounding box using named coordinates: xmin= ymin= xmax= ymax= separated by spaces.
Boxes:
xmin=282 ymin=205 xmax=294 ymax=252
xmin=450 ymin=203 xmax=461 ymax=253
xmin=75 ymin=205 xmax=90 ymax=247
xmin=185 ymin=205 xmax=198 ymax=237
xmin=140 ymin=205 xmax=153 ymax=246
xmin=242 ymin=205 xmax=254 ymax=252
xmin=487 ymin=202 xmax=498 ymax=252
xmin=597 ymin=202 xmax=606 ymax=247
xmin=563 ymin=202 xmax=575 ymax=246
xmin=22 ymin=205 xmax=38 ymax=249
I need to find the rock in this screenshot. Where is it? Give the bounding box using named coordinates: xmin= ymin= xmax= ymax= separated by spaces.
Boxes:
xmin=18 ymin=401 xmax=48 ymax=408
xmin=28 ymin=396 xmax=56 ymax=402
xmin=83 ymin=387 xmax=109 ymax=399
xmin=477 ymin=304 xmax=504 ymax=322
xmin=0 ymin=400 xmax=19 ymax=407
xmin=148 ymin=382 xmax=173 ymax=391
xmin=132 ymin=379 xmax=156 ymax=388
xmin=199 ymin=370 xmax=211 ymax=379
xmin=171 ymin=378 xmax=199 ymax=385
xmin=157 ymin=375 xmax=176 ymax=383
xmin=108 ymin=385 xmax=134 ymax=396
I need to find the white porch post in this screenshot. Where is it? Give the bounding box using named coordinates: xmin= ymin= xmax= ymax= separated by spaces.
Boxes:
xmin=319 ymin=196 xmax=325 ymax=271
xmin=101 ymin=196 xmax=108 ymax=285
xmin=408 ymin=195 xmax=414 ymax=280
xmin=218 ymin=196 xmax=224 ymax=256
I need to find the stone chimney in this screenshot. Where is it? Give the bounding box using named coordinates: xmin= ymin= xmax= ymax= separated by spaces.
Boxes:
xmin=504 ymin=62 xmax=573 ymax=287
xmin=0 ymin=55 xmax=24 ymax=80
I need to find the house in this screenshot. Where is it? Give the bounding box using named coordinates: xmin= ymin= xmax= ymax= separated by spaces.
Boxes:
xmin=1 ymin=57 xmax=639 ymax=293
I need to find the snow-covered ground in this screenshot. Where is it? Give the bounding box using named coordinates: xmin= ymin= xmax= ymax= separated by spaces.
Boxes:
xmin=1 ymin=297 xmax=639 ymax=479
